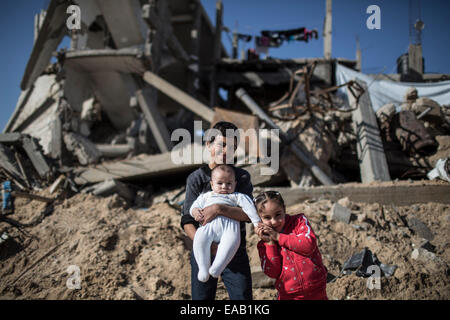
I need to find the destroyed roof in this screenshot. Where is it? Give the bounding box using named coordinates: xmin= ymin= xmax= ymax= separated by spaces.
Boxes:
xmin=216 ymin=57 xmax=357 ymax=88
xmin=19 ymin=0 xmax=227 ymax=91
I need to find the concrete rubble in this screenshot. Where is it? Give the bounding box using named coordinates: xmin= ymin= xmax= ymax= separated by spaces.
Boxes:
xmin=1 ymin=0 xmax=449 ymax=200
xmin=0 ymin=0 xmax=449 ymax=300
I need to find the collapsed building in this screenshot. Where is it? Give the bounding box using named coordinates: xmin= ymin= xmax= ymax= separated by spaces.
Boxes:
xmin=1 ymin=0 xmax=449 ymax=207
xmin=1 ymin=0 xmax=450 ymax=301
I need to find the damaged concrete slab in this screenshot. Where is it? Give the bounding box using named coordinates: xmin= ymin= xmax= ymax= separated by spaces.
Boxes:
xmin=1 ymin=0 xmax=448 ymax=213
xmin=264 ymin=180 xmax=450 ymax=207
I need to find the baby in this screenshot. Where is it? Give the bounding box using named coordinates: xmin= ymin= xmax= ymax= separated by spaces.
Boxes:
xmin=190 ymin=164 xmax=261 ymax=282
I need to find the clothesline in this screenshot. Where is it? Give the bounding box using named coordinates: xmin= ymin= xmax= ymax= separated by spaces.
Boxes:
xmin=225 ymin=26 xmax=319 ymax=57
xmin=228 ymin=26 xmax=319 ymax=45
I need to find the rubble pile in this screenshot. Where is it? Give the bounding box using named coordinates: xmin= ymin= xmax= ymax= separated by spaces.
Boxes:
xmin=1 ymin=0 xmax=449 ymax=300
xmin=0 ymin=184 xmax=448 ymax=300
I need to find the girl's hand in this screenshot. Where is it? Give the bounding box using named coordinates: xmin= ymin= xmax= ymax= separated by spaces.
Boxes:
xmin=255 ymin=223 xmax=272 ymax=243
xmin=262 ymin=224 xmax=280 ymax=242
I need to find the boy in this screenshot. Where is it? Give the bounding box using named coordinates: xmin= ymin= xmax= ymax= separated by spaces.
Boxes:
xmin=190 ymin=165 xmax=260 ymax=283
xmin=180 ymin=121 xmax=254 ymax=300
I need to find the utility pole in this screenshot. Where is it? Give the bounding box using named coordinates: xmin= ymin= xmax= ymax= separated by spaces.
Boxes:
xmin=323 ymin=0 xmax=332 ymax=60
xmin=356 ymin=35 xmax=361 ymax=71
xmin=210 ymin=0 xmax=223 ymax=108
xmin=232 ymin=30 xmax=238 ymax=59
xmin=408 ymin=0 xmax=424 ymax=80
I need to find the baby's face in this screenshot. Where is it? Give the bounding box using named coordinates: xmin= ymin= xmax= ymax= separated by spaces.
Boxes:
xmin=210 ymin=170 xmax=236 ymax=194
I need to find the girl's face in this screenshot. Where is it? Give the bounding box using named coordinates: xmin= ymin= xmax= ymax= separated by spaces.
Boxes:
xmin=259 ymin=200 xmax=286 ymax=232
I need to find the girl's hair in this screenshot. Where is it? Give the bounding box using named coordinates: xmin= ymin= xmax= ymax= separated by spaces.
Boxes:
xmin=253 ymin=191 xmax=285 ymax=213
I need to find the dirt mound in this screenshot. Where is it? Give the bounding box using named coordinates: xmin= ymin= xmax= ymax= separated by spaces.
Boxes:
xmin=1 ymin=186 xmax=449 ymax=300
xmin=1 ymin=191 xmax=191 ymax=299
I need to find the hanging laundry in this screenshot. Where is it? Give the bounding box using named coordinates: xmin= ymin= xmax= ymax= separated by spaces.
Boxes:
xmin=269 ymin=36 xmax=283 ymax=47
xmin=261 ymin=27 xmax=318 ymax=43
xmin=256 ymin=35 xmax=282 ymax=48
xmin=294 ymin=28 xmax=319 ymax=42
xmin=237 ymin=33 xmax=252 ymax=42
xmin=254 ymin=36 xmax=269 ymax=55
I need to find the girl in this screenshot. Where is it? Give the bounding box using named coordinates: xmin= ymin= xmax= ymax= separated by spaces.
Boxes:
xmin=254 ymin=191 xmax=328 ymax=300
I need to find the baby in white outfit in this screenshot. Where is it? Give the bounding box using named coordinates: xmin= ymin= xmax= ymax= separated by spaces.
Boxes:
xmin=190 ymin=165 xmax=261 ymax=282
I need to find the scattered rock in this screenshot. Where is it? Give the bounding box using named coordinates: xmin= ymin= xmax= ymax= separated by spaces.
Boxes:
xmin=407 ymin=216 xmax=434 ymax=241
xmin=412 ymin=238 xmax=436 ymax=253
xmin=411 ymin=248 xmax=437 ymax=263
xmin=251 ymin=265 xmax=275 ymax=288
xmin=100 ymin=232 xmax=119 ymax=251
xmin=357 ymin=213 xmax=367 ymax=223
xmin=329 ymin=203 xmax=351 ymax=224
xmin=337 ymin=197 xmax=351 ymax=208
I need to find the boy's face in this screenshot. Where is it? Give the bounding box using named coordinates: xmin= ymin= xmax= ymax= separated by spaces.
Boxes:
xmin=210 ymin=170 xmax=237 ymax=194
xmin=207 ymin=135 xmax=237 ymax=165
xmin=259 ymin=200 xmax=286 ymax=232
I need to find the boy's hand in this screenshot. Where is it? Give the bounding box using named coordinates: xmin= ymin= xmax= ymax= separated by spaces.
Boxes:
xmin=192 ymin=208 xmax=204 ymax=224
xmin=200 ymin=204 xmax=220 ymax=225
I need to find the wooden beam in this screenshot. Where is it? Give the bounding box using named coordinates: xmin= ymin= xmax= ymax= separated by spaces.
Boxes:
xmin=235 ymin=88 xmax=334 ymax=186
xmin=12 ymin=191 xmax=54 ymax=203
xmin=136 ymin=88 xmax=172 ymax=153
xmin=213 ymin=107 xmax=259 ymax=158
xmin=142 ymin=71 xmax=215 ymax=123
xmin=347 ymin=79 xmax=391 ymax=183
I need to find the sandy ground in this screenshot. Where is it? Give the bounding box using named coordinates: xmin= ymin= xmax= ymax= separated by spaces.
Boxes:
xmin=0 ymin=183 xmax=449 ymax=300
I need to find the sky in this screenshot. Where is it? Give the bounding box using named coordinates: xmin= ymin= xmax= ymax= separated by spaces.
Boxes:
xmin=1 ymin=0 xmax=449 ymax=132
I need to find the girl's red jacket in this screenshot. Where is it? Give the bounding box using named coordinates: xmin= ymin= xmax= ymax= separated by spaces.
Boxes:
xmin=257 ymin=213 xmax=327 ymax=298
